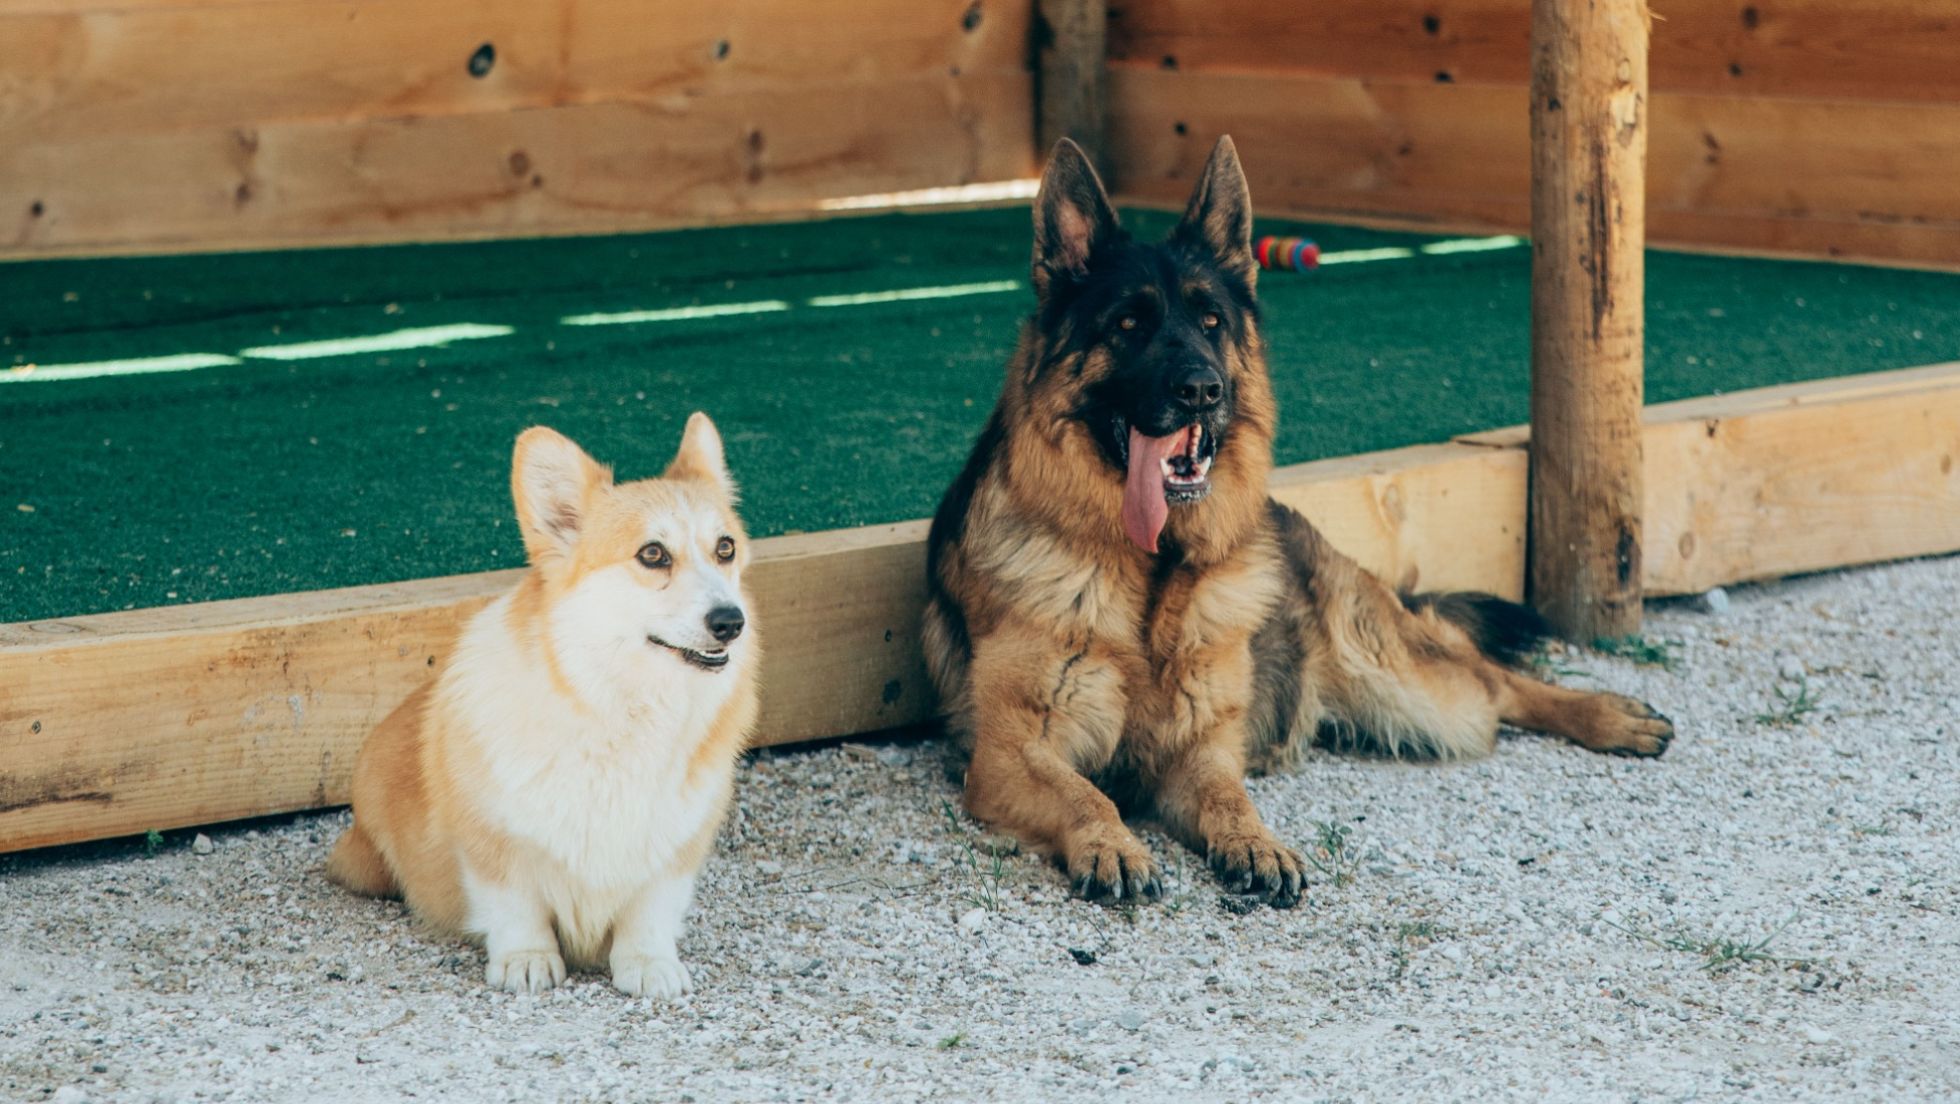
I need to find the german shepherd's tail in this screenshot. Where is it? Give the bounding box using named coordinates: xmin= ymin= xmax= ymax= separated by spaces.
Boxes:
xmin=1401 ymin=591 xmax=1551 ymax=669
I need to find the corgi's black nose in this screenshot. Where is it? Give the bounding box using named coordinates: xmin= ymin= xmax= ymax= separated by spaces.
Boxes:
xmin=706 ymin=606 xmax=746 ymax=643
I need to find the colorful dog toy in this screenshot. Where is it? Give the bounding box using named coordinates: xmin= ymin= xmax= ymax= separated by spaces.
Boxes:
xmin=1255 ymin=235 xmax=1320 ymax=272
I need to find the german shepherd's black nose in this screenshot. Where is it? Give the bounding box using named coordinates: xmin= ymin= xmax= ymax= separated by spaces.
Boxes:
xmin=1175 ymin=366 xmax=1225 ymax=412
xmin=706 ymin=606 xmax=746 ymax=643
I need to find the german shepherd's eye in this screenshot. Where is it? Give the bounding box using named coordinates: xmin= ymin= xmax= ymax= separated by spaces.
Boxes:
xmin=1200 ymin=311 xmax=1222 ymax=331
xmin=635 ymin=542 xmax=671 ymax=569
xmin=715 ymin=536 xmax=737 ymax=562
xmin=1117 ymin=315 xmax=1139 ymax=332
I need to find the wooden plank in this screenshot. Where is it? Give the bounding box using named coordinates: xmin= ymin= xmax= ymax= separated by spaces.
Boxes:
xmin=0 ymin=0 xmax=1029 ymax=141
xmin=1036 ymin=0 xmax=1110 ymax=180
xmin=3 ymin=72 xmax=1034 ymax=256
xmin=8 ymin=359 xmax=1960 ymax=852
xmin=1108 ymin=68 xmax=1531 ymax=229
xmin=1460 ymin=362 xmax=1960 ymax=594
xmin=0 ymin=441 xmax=1527 ymax=853
xmin=1270 ymin=443 xmax=1528 ymax=600
xmin=1107 ymin=0 xmax=1960 ymax=103
xmin=1526 ymin=0 xmax=1648 ymax=640
xmin=1107 ymin=67 xmax=1960 ymax=267
xmin=0 ymin=519 xmax=937 ymax=853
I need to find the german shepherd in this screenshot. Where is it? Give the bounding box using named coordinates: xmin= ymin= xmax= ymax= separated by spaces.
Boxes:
xmin=923 ymin=137 xmax=1672 ymax=909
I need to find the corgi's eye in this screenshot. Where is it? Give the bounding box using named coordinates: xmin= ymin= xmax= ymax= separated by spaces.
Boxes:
xmin=715 ymin=536 xmax=737 ymax=562
xmin=635 ymin=542 xmax=671 ymax=569
xmin=1117 ymin=315 xmax=1138 ymax=332
xmin=1200 ymin=311 xmax=1221 ymax=330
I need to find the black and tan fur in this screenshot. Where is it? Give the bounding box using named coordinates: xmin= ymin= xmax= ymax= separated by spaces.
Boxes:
xmin=924 ymin=137 xmax=1672 ymax=909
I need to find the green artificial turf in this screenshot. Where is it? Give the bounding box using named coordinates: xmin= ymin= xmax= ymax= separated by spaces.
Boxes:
xmin=4 ymin=206 xmax=1959 ymax=623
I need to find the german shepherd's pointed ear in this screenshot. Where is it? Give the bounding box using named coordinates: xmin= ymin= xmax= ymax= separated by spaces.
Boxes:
xmin=512 ymin=426 xmax=614 ymax=564
xmin=1175 ymin=135 xmax=1256 ymax=287
xmin=1032 ymin=138 xmax=1121 ymax=300
xmin=665 ymin=411 xmax=736 ymax=498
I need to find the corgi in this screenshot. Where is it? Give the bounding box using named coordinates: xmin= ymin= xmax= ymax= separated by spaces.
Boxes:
xmin=326 ymin=413 xmax=760 ymax=997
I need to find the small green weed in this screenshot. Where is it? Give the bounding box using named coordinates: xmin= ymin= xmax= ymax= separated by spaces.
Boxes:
xmin=940 ymin=800 xmax=1009 ymax=912
xmin=937 ymin=1033 xmax=965 ymax=1050
xmin=1305 ymin=820 xmax=1362 ymax=888
xmin=1526 ymin=651 xmax=1596 ymax=681
xmin=1387 ymin=920 xmax=1443 ymax=981
xmin=1592 ymin=634 xmax=1681 ymax=670
xmin=143 ymin=829 xmax=164 ymax=856
xmin=1755 ymin=676 xmax=1820 ymax=727
xmin=1609 ymin=912 xmax=1811 ymax=974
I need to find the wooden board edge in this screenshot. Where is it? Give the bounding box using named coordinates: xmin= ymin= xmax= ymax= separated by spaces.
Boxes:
xmin=1452 ymin=361 xmax=1960 ymax=595
xmin=1456 ymin=361 xmax=1960 ymax=450
xmin=0 ymin=441 xmax=1516 ymax=852
xmin=9 ymin=360 xmax=1957 ymax=854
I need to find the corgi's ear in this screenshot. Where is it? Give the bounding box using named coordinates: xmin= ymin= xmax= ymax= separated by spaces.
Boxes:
xmin=1032 ymin=138 xmax=1121 ymax=301
xmin=511 ymin=427 xmax=612 ymax=563
xmin=665 ymin=412 xmax=735 ymax=497
xmin=1174 ymin=135 xmax=1256 ymax=287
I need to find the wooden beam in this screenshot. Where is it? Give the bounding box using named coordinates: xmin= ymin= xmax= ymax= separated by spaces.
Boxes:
xmin=1107 ymin=0 xmax=1960 ymax=104
xmin=1462 ymin=361 xmax=1960 ymax=595
xmin=1036 ymin=0 xmax=1110 ymax=180
xmin=0 ymin=440 xmax=1522 ymax=854
xmin=8 ymin=362 xmax=1960 ymax=854
xmin=0 ymin=0 xmax=1031 ymax=144
xmin=0 ymin=0 xmax=1035 ymax=257
xmin=1526 ymin=0 xmax=1649 ymax=640
xmin=1105 ymin=67 xmax=1960 ymax=270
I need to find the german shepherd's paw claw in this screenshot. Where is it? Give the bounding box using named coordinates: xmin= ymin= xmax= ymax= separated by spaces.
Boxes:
xmin=1593 ymin=693 xmax=1676 ymax=758
xmin=1065 ymin=830 xmax=1162 ymax=903
xmin=1207 ymin=834 xmax=1307 ymax=910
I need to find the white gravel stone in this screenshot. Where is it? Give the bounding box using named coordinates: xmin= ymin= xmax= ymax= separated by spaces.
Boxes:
xmin=3 ymin=555 xmax=1958 ymax=1102
xmin=1696 ymin=586 xmax=1732 ymax=615
xmin=190 ymin=834 xmax=213 ymax=856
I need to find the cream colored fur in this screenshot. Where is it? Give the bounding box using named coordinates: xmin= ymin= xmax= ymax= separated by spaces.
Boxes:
xmin=326 ymin=414 xmax=760 ymax=998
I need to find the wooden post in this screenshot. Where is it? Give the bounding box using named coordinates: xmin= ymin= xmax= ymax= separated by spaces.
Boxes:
xmin=1527 ymin=0 xmax=1649 ymax=641
xmin=1037 ymin=0 xmax=1108 ymax=180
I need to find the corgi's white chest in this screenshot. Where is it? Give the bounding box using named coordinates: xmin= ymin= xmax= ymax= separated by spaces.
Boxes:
xmin=446 ymin=598 xmax=739 ymax=892
xmin=490 ymin=721 xmax=722 ymax=887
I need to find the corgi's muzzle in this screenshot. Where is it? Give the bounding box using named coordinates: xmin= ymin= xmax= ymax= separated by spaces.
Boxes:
xmin=648 ymin=605 xmax=746 ymax=672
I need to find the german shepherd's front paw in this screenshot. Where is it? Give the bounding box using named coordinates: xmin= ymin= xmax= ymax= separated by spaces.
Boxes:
xmin=1208 ymin=830 xmax=1306 ymax=909
xmin=1065 ymin=825 xmax=1163 ymax=903
xmin=1591 ymin=694 xmax=1675 ymax=758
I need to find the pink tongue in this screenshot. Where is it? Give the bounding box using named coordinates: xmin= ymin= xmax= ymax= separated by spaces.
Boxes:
xmin=1122 ymin=425 xmax=1193 ymax=553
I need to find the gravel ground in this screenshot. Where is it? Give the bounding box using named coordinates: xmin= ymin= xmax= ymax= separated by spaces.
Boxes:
xmin=4 ymin=556 xmax=1957 ymax=1103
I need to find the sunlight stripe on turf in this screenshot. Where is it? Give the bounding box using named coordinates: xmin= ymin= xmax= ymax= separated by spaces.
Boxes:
xmin=1 ymin=352 xmax=242 ymax=384
xmin=1316 ymin=246 xmax=1418 ymax=265
xmin=1421 ymin=234 xmax=1525 ymax=255
xmin=806 ymin=280 xmax=1021 ymax=308
xmin=818 ymin=179 xmax=1040 ymax=212
xmin=1313 ymin=235 xmax=1525 ymax=267
xmin=240 ymin=323 xmax=514 ymax=361
xmin=561 ymin=300 xmax=792 ymax=327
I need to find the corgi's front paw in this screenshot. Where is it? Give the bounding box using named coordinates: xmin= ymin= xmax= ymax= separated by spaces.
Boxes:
xmin=487 ymin=949 xmax=566 ymax=994
xmin=612 ymin=953 xmax=692 ymax=999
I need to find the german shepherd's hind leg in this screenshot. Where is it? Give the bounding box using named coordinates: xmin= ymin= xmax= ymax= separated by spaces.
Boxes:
xmin=1406 ymin=589 xmax=1675 ymax=757
xmin=1496 ymin=672 xmax=1675 ymax=757
xmin=1305 ymin=576 xmax=1674 ymax=760
xmin=1153 ymin=742 xmax=1306 ymax=907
